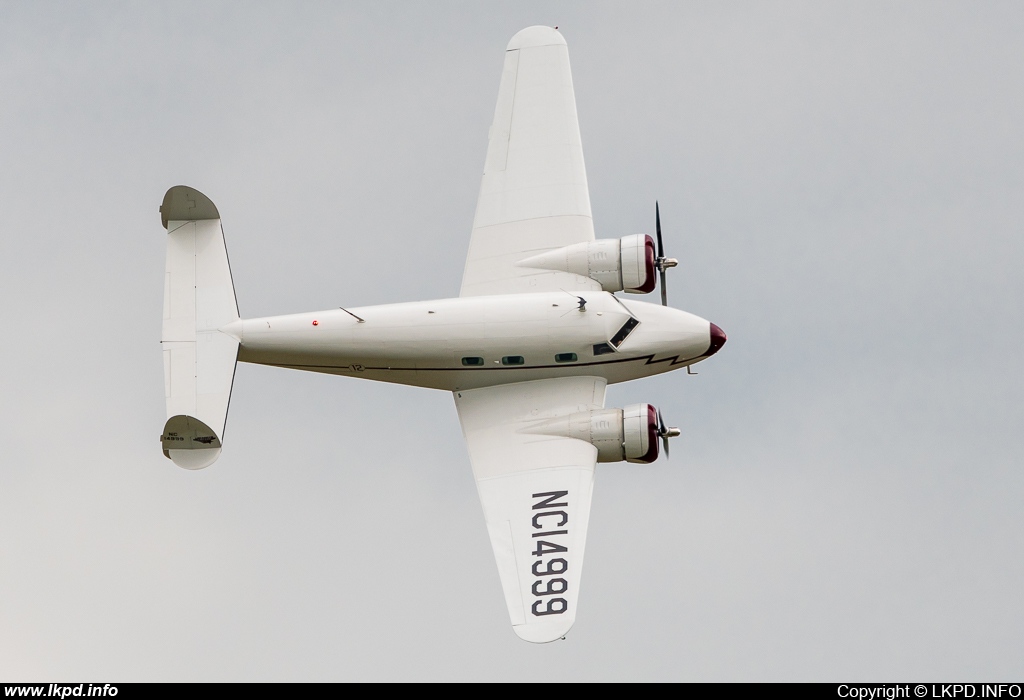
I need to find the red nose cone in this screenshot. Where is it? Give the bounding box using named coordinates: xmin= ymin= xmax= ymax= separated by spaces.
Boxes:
xmin=706 ymin=323 xmax=727 ymax=357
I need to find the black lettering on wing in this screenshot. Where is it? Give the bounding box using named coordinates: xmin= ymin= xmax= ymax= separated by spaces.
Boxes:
xmin=531 ymin=491 xmax=568 ymax=509
xmin=529 ymin=490 xmax=571 ymax=616
xmin=532 ymin=510 xmax=568 ymax=528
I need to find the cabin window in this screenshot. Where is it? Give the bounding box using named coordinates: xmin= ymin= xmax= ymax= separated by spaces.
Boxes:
xmin=461 ymin=357 xmax=484 ymax=366
xmin=593 ymin=343 xmax=615 ymax=356
xmin=501 ymin=355 xmax=525 ymax=366
xmin=610 ymin=317 xmax=640 ymax=348
xmin=555 ymin=353 xmax=578 ymax=363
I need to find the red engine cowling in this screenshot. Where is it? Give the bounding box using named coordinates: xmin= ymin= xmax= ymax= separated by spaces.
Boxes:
xmin=566 ymin=403 xmax=660 ymax=463
xmin=621 ymin=403 xmax=660 ymax=463
xmin=515 ymin=235 xmax=657 ymax=294
xmin=620 ymin=235 xmax=657 ymax=295
xmin=529 ymin=403 xmax=663 ymax=463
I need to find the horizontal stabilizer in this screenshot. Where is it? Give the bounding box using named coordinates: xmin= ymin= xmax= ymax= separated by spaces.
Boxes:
xmin=160 ymin=185 xmax=239 ymax=469
xmin=161 ymin=185 xmax=220 ymax=228
xmin=161 ymin=415 xmax=222 ymax=470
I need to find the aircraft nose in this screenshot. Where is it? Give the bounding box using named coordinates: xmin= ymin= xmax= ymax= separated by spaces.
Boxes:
xmin=705 ymin=322 xmax=727 ymax=357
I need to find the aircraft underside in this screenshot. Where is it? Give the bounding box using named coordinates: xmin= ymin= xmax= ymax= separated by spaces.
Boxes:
xmin=153 ymin=25 xmax=726 ymax=643
xmin=232 ymin=293 xmax=719 ymax=391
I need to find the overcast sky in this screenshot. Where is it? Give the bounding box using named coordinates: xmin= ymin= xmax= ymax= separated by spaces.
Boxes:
xmin=1 ymin=1 xmax=1022 ymax=681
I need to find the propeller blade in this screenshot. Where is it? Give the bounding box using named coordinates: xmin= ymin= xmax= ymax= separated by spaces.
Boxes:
xmin=655 ymin=201 xmax=671 ymax=306
xmin=655 ymin=407 xmax=681 ymax=460
xmin=657 ymin=408 xmax=669 ymax=458
xmin=655 ymin=201 xmax=664 ymax=259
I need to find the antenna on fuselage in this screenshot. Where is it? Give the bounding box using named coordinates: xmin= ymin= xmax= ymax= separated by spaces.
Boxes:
xmin=339 ymin=307 xmax=366 ymax=323
xmin=559 ymin=289 xmax=588 ymax=312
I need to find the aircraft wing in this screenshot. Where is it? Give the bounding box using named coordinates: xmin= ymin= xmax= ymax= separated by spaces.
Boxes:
xmin=454 ymin=376 xmax=606 ymax=642
xmin=460 ymin=26 xmax=599 ymax=297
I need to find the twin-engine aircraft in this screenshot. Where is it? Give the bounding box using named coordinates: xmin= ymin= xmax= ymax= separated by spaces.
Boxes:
xmin=157 ymin=26 xmax=725 ymax=643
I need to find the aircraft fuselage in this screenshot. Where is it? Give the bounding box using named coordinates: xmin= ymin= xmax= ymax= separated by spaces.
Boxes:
xmin=232 ymin=291 xmax=719 ymax=392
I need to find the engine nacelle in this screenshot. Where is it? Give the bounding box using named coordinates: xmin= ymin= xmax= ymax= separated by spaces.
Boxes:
xmin=530 ymin=403 xmax=660 ymax=463
xmin=516 ymin=235 xmax=656 ymax=294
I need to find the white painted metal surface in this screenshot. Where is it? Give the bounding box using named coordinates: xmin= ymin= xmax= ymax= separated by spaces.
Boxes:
xmin=460 ymin=26 xmax=596 ymax=297
xmin=528 ymin=404 xmax=658 ymax=463
xmin=454 ymin=376 xmax=604 ymax=643
xmin=516 ymin=234 xmax=656 ymax=293
xmin=235 ymin=293 xmax=711 ymax=391
xmin=153 ymin=27 xmax=727 ymax=643
xmin=159 ymin=186 xmax=239 ymax=469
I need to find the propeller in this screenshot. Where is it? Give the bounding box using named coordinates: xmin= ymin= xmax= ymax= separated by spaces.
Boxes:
xmin=655 ymin=201 xmax=678 ymax=306
xmin=656 ymin=407 xmax=681 ymax=458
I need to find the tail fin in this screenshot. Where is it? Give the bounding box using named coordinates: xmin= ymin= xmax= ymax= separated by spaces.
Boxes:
xmin=159 ymin=186 xmax=240 ymax=469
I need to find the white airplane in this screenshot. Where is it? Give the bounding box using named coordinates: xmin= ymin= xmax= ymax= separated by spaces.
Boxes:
xmin=156 ymin=26 xmax=725 ymax=643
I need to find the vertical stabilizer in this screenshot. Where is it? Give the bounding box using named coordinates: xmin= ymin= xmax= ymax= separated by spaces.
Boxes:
xmin=159 ymin=186 xmax=240 ymax=469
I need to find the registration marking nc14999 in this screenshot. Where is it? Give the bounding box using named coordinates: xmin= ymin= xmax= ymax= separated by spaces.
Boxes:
xmin=530 ymin=490 xmax=570 ymax=616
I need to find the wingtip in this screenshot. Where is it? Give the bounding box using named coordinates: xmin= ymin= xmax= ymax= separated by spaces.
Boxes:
xmin=160 ymin=185 xmax=220 ymax=229
xmin=161 ymin=415 xmax=223 ymax=470
xmin=507 ymin=26 xmax=566 ymax=51
xmin=512 ymin=617 xmax=575 ymax=644
xmin=167 ymin=447 xmax=221 ymax=470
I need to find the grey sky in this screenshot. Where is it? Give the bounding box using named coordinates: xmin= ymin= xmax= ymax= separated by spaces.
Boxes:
xmin=1 ymin=1 xmax=1022 ymax=681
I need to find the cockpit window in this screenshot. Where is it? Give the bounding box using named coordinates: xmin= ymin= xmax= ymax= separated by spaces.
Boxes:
xmin=609 ymin=317 xmax=640 ymax=348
